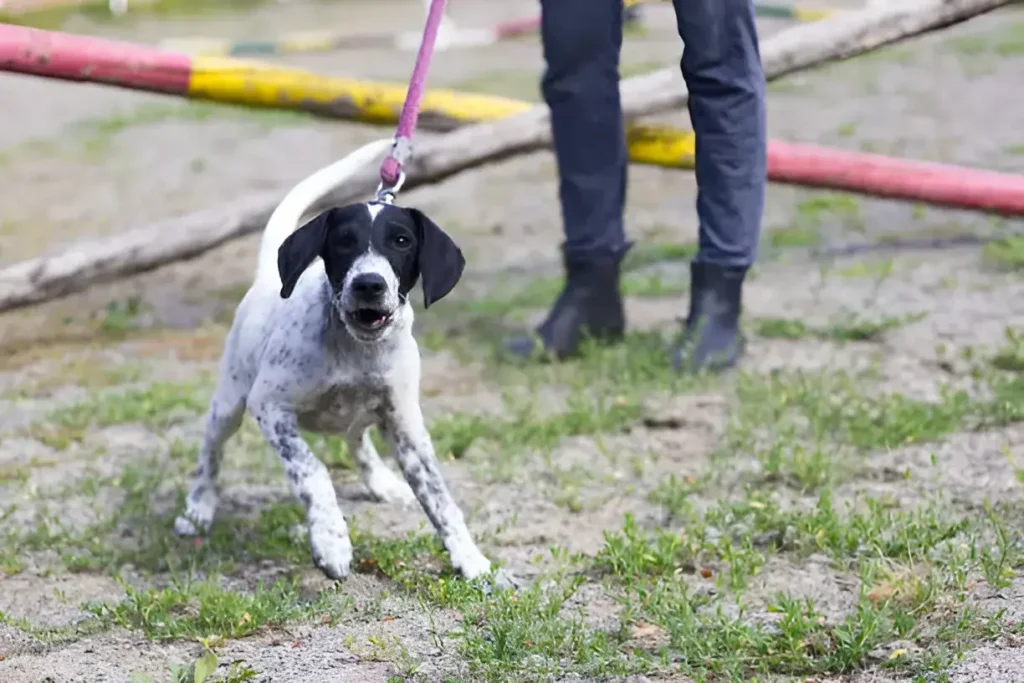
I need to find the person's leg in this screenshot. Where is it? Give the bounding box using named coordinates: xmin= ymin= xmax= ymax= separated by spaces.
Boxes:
xmin=670 ymin=0 xmax=767 ymax=372
xmin=506 ymin=0 xmax=629 ymax=360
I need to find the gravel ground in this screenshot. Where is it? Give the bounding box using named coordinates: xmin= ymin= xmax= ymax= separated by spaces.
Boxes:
xmin=2 ymin=1 xmax=1024 ymax=682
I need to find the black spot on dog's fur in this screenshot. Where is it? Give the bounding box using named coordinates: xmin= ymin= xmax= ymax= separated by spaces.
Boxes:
xmin=276 ymin=203 xmax=465 ymax=308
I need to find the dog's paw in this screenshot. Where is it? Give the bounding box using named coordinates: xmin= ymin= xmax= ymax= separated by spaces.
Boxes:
xmin=309 ymin=522 xmax=353 ymax=581
xmin=455 ymin=551 xmax=521 ymax=593
xmin=366 ymin=467 xmax=417 ymax=506
xmin=174 ymin=513 xmax=211 ymax=537
xmin=173 ymin=515 xmax=200 ymax=537
xmin=454 ymin=548 xmax=495 ymax=582
xmin=174 ymin=488 xmax=218 ymax=537
xmin=483 ymin=567 xmax=523 ymax=594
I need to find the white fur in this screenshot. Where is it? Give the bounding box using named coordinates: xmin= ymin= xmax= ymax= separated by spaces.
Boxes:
xmin=256 ymin=138 xmax=394 ymax=285
xmin=173 ymin=140 xmax=515 ymax=590
xmin=340 ymin=249 xmax=399 ymax=316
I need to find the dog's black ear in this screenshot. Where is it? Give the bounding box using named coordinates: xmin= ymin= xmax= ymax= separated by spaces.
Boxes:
xmin=278 ymin=212 xmax=330 ymax=299
xmin=407 ymin=208 xmax=465 ymax=309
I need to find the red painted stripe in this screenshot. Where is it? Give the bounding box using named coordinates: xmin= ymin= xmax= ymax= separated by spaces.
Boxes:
xmin=0 ymin=24 xmax=192 ymax=94
xmin=493 ymin=16 xmax=540 ymax=39
xmin=768 ymin=141 xmax=1024 ymax=216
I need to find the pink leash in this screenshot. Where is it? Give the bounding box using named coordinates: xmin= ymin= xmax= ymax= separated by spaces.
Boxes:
xmin=377 ymin=0 xmax=449 ymax=202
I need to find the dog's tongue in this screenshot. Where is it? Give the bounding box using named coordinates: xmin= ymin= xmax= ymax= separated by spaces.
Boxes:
xmin=358 ymin=309 xmax=387 ymax=327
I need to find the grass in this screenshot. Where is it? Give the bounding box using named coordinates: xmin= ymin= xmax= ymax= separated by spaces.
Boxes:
xmin=1 ymin=450 xmax=353 ymax=578
xmin=768 ymin=223 xmax=822 ymax=249
xmin=0 ymin=608 xmax=107 ymax=645
xmin=4 ymin=8 xmax=1024 ymax=676
xmin=2 ymin=100 xmax=314 ymax=166
xmin=700 ymin=362 xmax=1024 ymax=499
xmin=3 ymin=346 xmax=658 ymax=572
xmin=992 ymin=327 xmax=1024 ymax=373
xmin=835 ymin=121 xmax=859 ymax=138
xmin=159 ymin=651 xmax=259 ymax=683
xmin=834 ymin=257 xmax=898 ymax=280
xmin=17 ymin=344 xmax=654 ymax=461
xmin=4 ymin=253 xmax=1024 ymax=681
xmin=795 ymin=192 xmax=864 ymax=233
xmin=74 ymin=102 xmax=312 ymax=158
xmin=7 ymin=476 xmax=1021 ymax=680
xmin=453 ymin=242 xmax=697 ymax=321
xmin=946 ymin=21 xmax=1024 ymax=59
xmin=340 ymin=463 xmax=1022 ymax=681
xmin=21 ymin=379 xmax=212 ymax=449
xmin=431 ymin=392 xmax=641 ymax=462
xmin=982 ymin=235 xmax=1024 ymax=271
xmin=446 ymin=70 xmax=540 ymax=101
xmin=731 ymin=368 xmax=1024 ymax=453
xmin=591 ymin=476 xmax=1023 ymax=680
xmin=763 ymin=192 xmax=866 ymax=252
xmin=753 ymin=311 xmax=927 ymax=343
xmin=1 ymin=355 xmax=144 ymax=400
xmin=456 ymin=573 xmax=643 ymax=682
xmin=84 ymin=573 xmax=342 ymax=641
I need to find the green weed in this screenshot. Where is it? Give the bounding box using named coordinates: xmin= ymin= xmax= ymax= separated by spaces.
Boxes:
xmin=457 ymin=573 xmax=642 ymax=682
xmin=991 ymin=327 xmax=1024 ymax=372
xmin=23 ymin=380 xmax=211 ymax=449
xmin=85 ymin=573 xmax=339 ymax=641
xmin=432 ymin=392 xmax=640 ymax=461
xmin=754 ymin=312 xmax=927 ymax=343
xmin=982 ymin=235 xmax=1024 ymax=271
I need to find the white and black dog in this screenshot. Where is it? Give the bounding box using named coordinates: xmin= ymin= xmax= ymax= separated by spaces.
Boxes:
xmin=174 ymin=139 xmax=513 ymax=588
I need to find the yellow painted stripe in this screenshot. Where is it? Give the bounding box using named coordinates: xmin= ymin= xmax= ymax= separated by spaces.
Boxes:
xmin=276 ymin=30 xmax=342 ymax=53
xmin=631 ymin=0 xmax=834 ymax=22
xmin=188 ymin=57 xmax=532 ymax=125
xmin=627 ymin=123 xmax=696 ymax=169
xmin=186 ymin=56 xmax=698 ymax=169
xmin=793 ymin=7 xmax=834 ymax=22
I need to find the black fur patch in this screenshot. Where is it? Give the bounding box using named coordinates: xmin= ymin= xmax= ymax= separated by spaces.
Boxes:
xmin=277 ymin=203 xmax=465 ymax=308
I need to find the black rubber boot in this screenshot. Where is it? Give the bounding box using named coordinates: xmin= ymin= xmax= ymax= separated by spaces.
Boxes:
xmin=505 ymin=254 xmax=626 ymax=361
xmin=672 ymin=262 xmax=747 ymax=373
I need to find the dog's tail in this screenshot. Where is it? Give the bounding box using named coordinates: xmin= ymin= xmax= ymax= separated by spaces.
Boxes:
xmin=256 ymin=137 xmax=394 ymax=284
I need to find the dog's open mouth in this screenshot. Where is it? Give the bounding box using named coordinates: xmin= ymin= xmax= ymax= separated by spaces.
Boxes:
xmin=349 ymin=308 xmax=392 ymax=331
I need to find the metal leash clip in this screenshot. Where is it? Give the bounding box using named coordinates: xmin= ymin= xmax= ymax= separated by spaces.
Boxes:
xmin=375 ymin=136 xmax=412 ymax=204
xmin=375 ymin=170 xmax=406 ymax=205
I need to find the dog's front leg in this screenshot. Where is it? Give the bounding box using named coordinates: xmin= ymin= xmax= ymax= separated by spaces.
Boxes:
xmin=250 ymin=399 xmax=352 ymax=580
xmin=382 ymin=401 xmax=516 ymax=589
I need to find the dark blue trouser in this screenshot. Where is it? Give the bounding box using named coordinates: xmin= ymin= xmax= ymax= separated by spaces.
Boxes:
xmin=539 ymin=0 xmax=767 ymax=267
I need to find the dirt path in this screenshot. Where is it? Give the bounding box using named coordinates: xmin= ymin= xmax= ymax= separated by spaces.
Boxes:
xmin=3 ymin=1 xmax=1024 ymax=681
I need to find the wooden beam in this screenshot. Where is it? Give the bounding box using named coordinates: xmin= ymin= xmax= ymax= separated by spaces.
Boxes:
xmin=0 ymin=0 xmax=1012 ymax=314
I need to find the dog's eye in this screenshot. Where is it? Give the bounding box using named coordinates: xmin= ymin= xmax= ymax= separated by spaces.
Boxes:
xmin=390 ymin=234 xmax=412 ymax=250
xmin=336 ymin=233 xmax=358 ymax=250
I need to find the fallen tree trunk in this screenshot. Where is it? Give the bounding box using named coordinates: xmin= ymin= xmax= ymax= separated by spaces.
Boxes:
xmin=0 ymin=0 xmax=1011 ymax=314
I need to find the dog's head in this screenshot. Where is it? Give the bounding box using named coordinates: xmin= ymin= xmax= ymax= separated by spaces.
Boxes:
xmin=277 ymin=202 xmax=465 ymax=342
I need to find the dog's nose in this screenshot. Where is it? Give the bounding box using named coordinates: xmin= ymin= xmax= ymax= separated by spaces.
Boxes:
xmin=351 ymin=273 xmax=388 ymax=299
